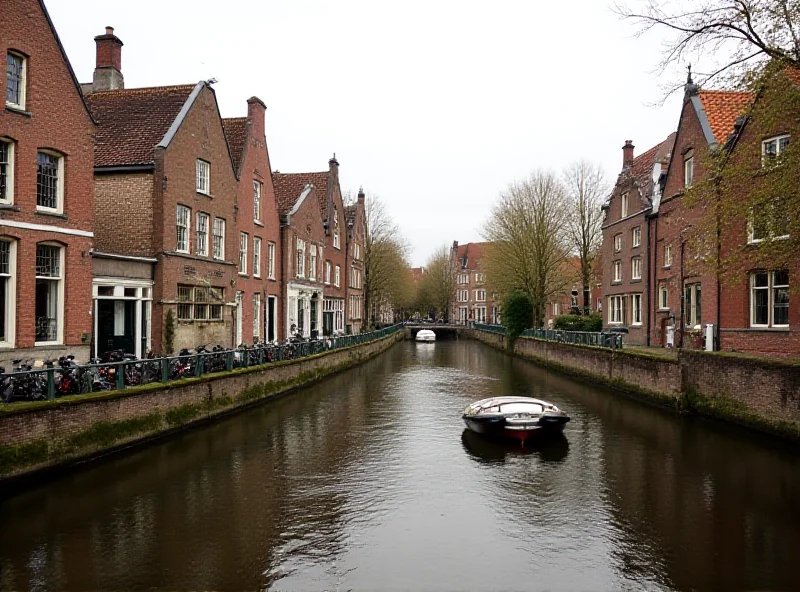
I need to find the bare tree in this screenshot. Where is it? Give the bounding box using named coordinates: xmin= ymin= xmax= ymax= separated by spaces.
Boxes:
xmin=418 ymin=245 xmax=456 ymax=321
xmin=615 ymin=0 xmax=800 ymax=93
xmin=482 ymin=170 xmax=571 ymax=328
xmin=563 ymin=160 xmax=608 ymax=314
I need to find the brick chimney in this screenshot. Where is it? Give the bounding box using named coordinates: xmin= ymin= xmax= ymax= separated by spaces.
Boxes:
xmin=357 ymin=186 xmax=365 ymax=205
xmin=622 ymin=140 xmax=634 ymax=168
xmin=93 ymin=26 xmax=124 ymax=92
xmin=247 ymin=96 xmax=266 ymax=138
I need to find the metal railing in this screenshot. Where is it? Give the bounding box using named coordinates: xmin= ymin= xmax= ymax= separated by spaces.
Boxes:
xmin=1 ymin=324 xmax=403 ymax=405
xmin=473 ymin=323 xmax=623 ymax=349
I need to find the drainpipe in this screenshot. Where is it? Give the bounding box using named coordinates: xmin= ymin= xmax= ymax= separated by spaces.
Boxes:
xmin=679 ymin=238 xmax=686 ymax=349
xmin=715 ymin=185 xmax=722 ymax=352
xmin=646 ymin=215 xmax=652 ymax=346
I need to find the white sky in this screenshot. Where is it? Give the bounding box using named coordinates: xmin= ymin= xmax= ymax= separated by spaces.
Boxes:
xmin=48 ymin=0 xmax=684 ymax=266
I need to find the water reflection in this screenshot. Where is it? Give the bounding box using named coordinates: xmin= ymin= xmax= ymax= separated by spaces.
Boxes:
xmin=461 ymin=429 xmax=570 ymax=464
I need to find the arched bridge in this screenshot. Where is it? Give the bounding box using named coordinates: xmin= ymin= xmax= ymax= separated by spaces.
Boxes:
xmin=403 ymin=324 xmax=467 ymax=340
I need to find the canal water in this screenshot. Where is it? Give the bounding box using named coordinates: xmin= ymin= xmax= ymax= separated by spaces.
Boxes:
xmin=1 ymin=340 xmax=799 ymax=591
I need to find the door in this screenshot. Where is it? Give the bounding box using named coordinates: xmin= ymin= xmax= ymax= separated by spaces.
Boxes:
xmin=235 ymin=291 xmax=244 ymax=346
xmin=310 ymin=296 xmax=319 ymax=339
xmin=267 ymin=296 xmax=276 ymax=343
xmin=97 ymin=300 xmax=136 ymax=358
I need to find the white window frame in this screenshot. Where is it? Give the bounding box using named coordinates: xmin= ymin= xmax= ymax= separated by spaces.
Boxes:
xmin=748 ymin=199 xmax=790 ymax=244
xmin=354 ymin=243 xmax=360 ymax=260
xmin=664 ymin=244 xmax=672 ymax=268
xmin=608 ymin=295 xmax=623 ymax=324
xmin=333 ymin=209 xmax=340 ymax=249
xmin=239 ymin=233 xmax=249 ymax=275
xmin=253 ymin=237 xmax=262 ymax=278
xmin=309 ymin=244 xmax=317 ymax=281
xmin=475 ymin=289 xmax=486 ymax=302
xmin=659 ymin=285 xmax=668 ymax=310
xmin=196 ymin=159 xmax=210 ymax=195
xmin=253 ymin=180 xmax=262 ymax=222
xmin=0 ymin=139 xmax=14 ymax=205
xmin=34 ymin=243 xmax=64 ymax=345
xmin=196 ymin=212 xmax=209 ymax=256
xmin=268 ymin=242 xmax=276 ymax=279
xmin=552 ymin=302 xmax=560 ymax=317
xmin=253 ymin=293 xmax=261 ymax=338
xmin=632 ymin=226 xmax=641 ymax=248
xmin=613 ymin=260 xmax=622 ymax=283
xmin=6 ymin=51 xmax=26 ymax=111
xmin=762 ymin=135 xmax=790 ymax=165
xmin=176 ymin=205 xmax=191 ymax=253
xmin=631 ymin=257 xmax=642 ymax=280
xmin=36 ymin=150 xmax=64 ymax=214
xmin=296 ymin=239 xmax=306 ymax=278
xmin=325 ymin=261 xmax=331 ymax=285
xmin=750 ymin=271 xmax=789 ymax=328
xmin=0 ymin=238 xmax=17 ymax=347
xmin=684 ymin=155 xmax=694 ymax=188
xmin=621 ymin=193 xmax=629 ymax=218
xmin=632 ymin=293 xmax=642 ymax=325
xmin=614 ymin=234 xmax=622 ymax=252
xmin=684 ymin=283 xmax=702 ymax=329
xmin=334 ymin=265 xmax=341 ymax=288
xmin=212 ymin=218 xmax=225 ymax=260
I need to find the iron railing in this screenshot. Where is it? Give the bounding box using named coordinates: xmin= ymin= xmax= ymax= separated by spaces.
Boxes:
xmin=473 ymin=323 xmax=623 ymax=349
xmin=1 ymin=324 xmax=403 ymax=405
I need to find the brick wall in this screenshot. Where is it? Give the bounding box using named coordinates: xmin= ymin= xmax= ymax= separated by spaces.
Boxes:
xmin=93 ymin=173 xmax=154 ymax=256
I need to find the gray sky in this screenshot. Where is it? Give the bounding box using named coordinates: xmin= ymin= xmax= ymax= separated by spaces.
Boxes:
xmin=49 ymin=0 xmax=683 ymax=266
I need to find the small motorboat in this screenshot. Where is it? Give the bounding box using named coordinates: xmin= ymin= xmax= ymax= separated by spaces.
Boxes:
xmin=415 ymin=329 xmax=436 ymax=342
xmin=463 ymin=396 xmax=569 ymax=443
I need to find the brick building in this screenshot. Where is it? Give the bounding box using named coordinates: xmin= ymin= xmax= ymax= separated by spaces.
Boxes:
xmin=544 ymin=257 xmax=605 ymax=328
xmin=223 ymin=97 xmax=282 ymax=345
xmin=601 ymin=133 xmax=676 ymax=344
xmin=0 ymin=0 xmax=95 ymax=364
xmin=272 ymin=175 xmax=326 ymax=340
xmin=345 ymin=189 xmax=366 ymax=333
xmin=85 ymin=29 xmax=239 ymax=355
xmin=450 ymin=241 xmax=498 ymax=325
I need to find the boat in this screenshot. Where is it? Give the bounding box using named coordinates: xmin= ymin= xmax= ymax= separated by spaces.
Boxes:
xmin=415 ymin=329 xmax=436 ymax=342
xmin=462 ymin=396 xmax=570 ymax=443
xmin=461 ymin=428 xmax=569 ymax=463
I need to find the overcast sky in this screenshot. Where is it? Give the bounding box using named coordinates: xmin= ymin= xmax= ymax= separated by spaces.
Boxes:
xmin=48 ymin=0 xmax=684 ymax=266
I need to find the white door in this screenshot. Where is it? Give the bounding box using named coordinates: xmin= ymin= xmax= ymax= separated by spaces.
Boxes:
xmin=235 ymin=291 xmax=244 ymax=346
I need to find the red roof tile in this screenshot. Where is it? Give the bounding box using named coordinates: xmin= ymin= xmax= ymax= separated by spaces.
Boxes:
xmin=222 ymin=117 xmax=247 ymax=176
xmin=272 ymin=172 xmax=328 ymax=217
xmin=455 ymin=242 xmax=491 ymax=270
xmin=628 ymin=132 xmax=676 ymax=194
xmin=698 ymin=90 xmax=753 ymax=144
xmin=86 ymin=84 xmax=196 ymax=167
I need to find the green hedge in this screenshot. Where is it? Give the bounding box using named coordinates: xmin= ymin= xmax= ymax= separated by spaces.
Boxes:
xmin=553 ymin=313 xmax=603 ymax=332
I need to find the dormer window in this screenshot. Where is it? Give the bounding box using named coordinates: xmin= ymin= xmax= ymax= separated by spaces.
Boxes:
xmin=620 ymin=193 xmax=629 ymax=218
xmin=684 ymin=151 xmax=694 ymax=187
xmin=762 ymin=135 xmax=790 ymax=165
xmin=6 ymin=52 xmax=26 ymax=110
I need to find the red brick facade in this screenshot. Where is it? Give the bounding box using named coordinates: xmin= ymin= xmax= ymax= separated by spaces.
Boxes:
xmin=0 ymin=0 xmax=95 ymax=364
xmin=345 ymin=190 xmax=365 ymax=333
xmin=450 ymin=242 xmax=498 ymax=325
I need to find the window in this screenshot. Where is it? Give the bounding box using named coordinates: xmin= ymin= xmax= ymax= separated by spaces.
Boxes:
xmin=177 ymin=285 xmax=224 ymax=321
xmin=613 ymin=260 xmax=622 ymax=283
xmin=631 ymin=257 xmax=642 ymax=280
xmin=196 ymin=213 xmax=209 ymax=256
xmin=334 ymin=265 xmax=341 ymax=287
xmin=268 ymin=242 xmax=276 ymax=279
xmin=475 ymin=273 xmax=486 ymax=282
xmin=621 ymin=193 xmax=629 ymax=218
xmin=749 ymin=198 xmax=790 ymax=243
xmin=0 ymin=139 xmax=14 ymax=204
xmin=664 ymin=244 xmax=672 ymax=268
xmin=552 ymin=302 xmax=560 ymax=317
xmin=609 ymin=295 xmax=623 ymax=324
xmin=475 ymin=289 xmax=486 ymax=302
xmin=196 ymin=159 xmax=210 ymax=194
xmin=35 ymin=244 xmax=63 ymax=343
xmin=684 ymin=153 xmax=694 ymax=187
xmin=253 ymin=181 xmax=262 ymax=221
xmin=0 ymin=239 xmax=16 ymax=345
xmin=751 ymin=271 xmax=789 ymax=328
xmin=333 ymin=209 xmax=340 ymax=249
xmin=614 ymin=234 xmax=622 ymax=252
xmin=684 ymin=283 xmax=702 ymax=328
xmin=762 ymin=135 xmax=790 ymax=165
xmin=458 ymin=289 xmax=469 ymax=302
xmin=325 ymin=261 xmax=331 ymax=284
xmin=354 ymin=243 xmax=361 ymax=260
xmin=253 ymin=293 xmax=261 ymax=338
xmin=37 ymin=151 xmax=63 ymax=212
xmin=659 ymin=285 xmax=668 ymax=310
xmin=458 ymin=273 xmax=469 ymax=284
xmin=176 ymin=205 xmax=190 ymax=253
xmin=6 ymin=52 xmax=26 ymax=110
xmin=253 ymin=237 xmax=262 ymax=278
xmin=632 ymin=227 xmax=641 ymax=248
xmin=296 ymin=239 xmax=306 ymax=278
xmin=239 ymin=232 xmax=248 ymax=274
xmin=212 ymin=218 xmax=225 ymax=260
xmin=474 ymin=306 xmax=487 ymax=323
xmin=309 ymin=244 xmax=317 ymax=280
xmin=632 ymin=294 xmax=642 ymax=325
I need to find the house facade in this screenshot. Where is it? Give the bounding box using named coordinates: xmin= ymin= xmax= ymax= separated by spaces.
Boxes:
xmin=345 ymin=189 xmax=366 ymax=333
xmin=86 ymin=29 xmax=239 ymax=355
xmin=223 ymin=97 xmax=282 ymax=345
xmin=0 ymin=0 xmax=96 ymax=364
xmin=273 ymin=175 xmax=326 ymax=340
xmin=601 ymin=134 xmax=675 ymax=345
xmin=450 ymin=241 xmax=498 ymax=325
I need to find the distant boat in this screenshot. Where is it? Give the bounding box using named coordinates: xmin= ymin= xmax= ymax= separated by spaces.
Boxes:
xmin=463 ymin=396 xmax=569 ymax=443
xmin=415 ymin=329 xmax=436 ymax=342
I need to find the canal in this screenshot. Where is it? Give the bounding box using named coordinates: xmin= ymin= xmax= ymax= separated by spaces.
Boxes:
xmin=1 ymin=340 xmax=799 ymax=591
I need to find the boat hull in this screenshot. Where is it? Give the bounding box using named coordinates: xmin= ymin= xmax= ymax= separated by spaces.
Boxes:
xmin=463 ymin=415 xmax=568 ymax=442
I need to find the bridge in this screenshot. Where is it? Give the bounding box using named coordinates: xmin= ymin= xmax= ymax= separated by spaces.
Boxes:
xmin=403 ymin=323 xmax=468 ymax=340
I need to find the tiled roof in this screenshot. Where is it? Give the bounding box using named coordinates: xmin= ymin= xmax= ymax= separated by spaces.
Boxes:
xmin=628 ymin=132 xmax=676 ymax=194
xmin=222 ymin=117 xmax=247 ymax=176
xmin=86 ymin=84 xmax=196 ymax=167
xmin=455 ymin=242 xmax=490 ymax=270
xmin=271 ymin=172 xmax=328 ymax=218
xmin=698 ymin=90 xmax=753 ymax=144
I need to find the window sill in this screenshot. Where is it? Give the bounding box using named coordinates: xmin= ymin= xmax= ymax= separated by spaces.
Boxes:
xmin=5 ymin=105 xmax=31 ymax=117
xmin=177 ymin=320 xmax=224 ymax=324
xmin=663 ymin=265 xmax=671 ymax=270
xmin=35 ymin=209 xmax=67 ymax=219
xmin=630 ymin=278 xmax=643 ymax=283
xmin=35 ymin=341 xmax=64 ymax=348
xmin=657 ymin=308 xmax=670 ymax=312
xmin=738 ymin=326 xmax=790 ymax=332
xmin=238 ymin=273 xmax=249 ymax=278
xmin=0 ymin=204 xmax=20 ymax=211
xmin=632 ymin=244 xmax=641 ymax=249
xmin=611 ymin=281 xmax=622 ymax=285
xmin=197 ymin=191 xmax=214 ymax=199
xmin=254 ymin=220 xmax=264 ymax=227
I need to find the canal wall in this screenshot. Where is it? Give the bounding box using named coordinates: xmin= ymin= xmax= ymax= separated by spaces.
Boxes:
xmin=469 ymin=329 xmax=800 ymax=440
xmin=0 ymin=330 xmax=404 ymax=482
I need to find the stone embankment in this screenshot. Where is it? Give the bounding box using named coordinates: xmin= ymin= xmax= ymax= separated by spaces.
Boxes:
xmin=470 ymin=328 xmax=800 ymax=440
xmin=0 ymin=330 xmax=404 ymax=483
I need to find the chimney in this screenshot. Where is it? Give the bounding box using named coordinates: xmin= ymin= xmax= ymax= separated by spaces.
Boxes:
xmin=246 ymin=96 xmax=266 ymax=139
xmin=93 ymin=27 xmax=124 ymax=91
xmin=622 ymin=140 xmax=634 ymax=168
xmin=357 ymin=186 xmax=365 ymax=205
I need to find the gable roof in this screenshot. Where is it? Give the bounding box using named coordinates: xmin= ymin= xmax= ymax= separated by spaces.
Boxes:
xmin=611 ymin=132 xmax=676 ymax=209
xmin=272 ymin=172 xmax=328 ymax=217
xmin=86 ymin=83 xmax=197 ymax=167
xmin=697 ymin=90 xmax=753 ymax=144
xmin=222 ymin=117 xmax=248 ymax=177
xmin=455 ymin=242 xmax=490 ymax=270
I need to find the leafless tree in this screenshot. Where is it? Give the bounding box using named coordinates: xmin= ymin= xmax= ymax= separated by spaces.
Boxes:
xmin=615 ymin=0 xmax=800 ymax=93
xmin=482 ymin=170 xmax=571 ymax=327
xmin=418 ymin=245 xmax=456 ymax=321
xmin=563 ymin=160 xmax=608 ymax=314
